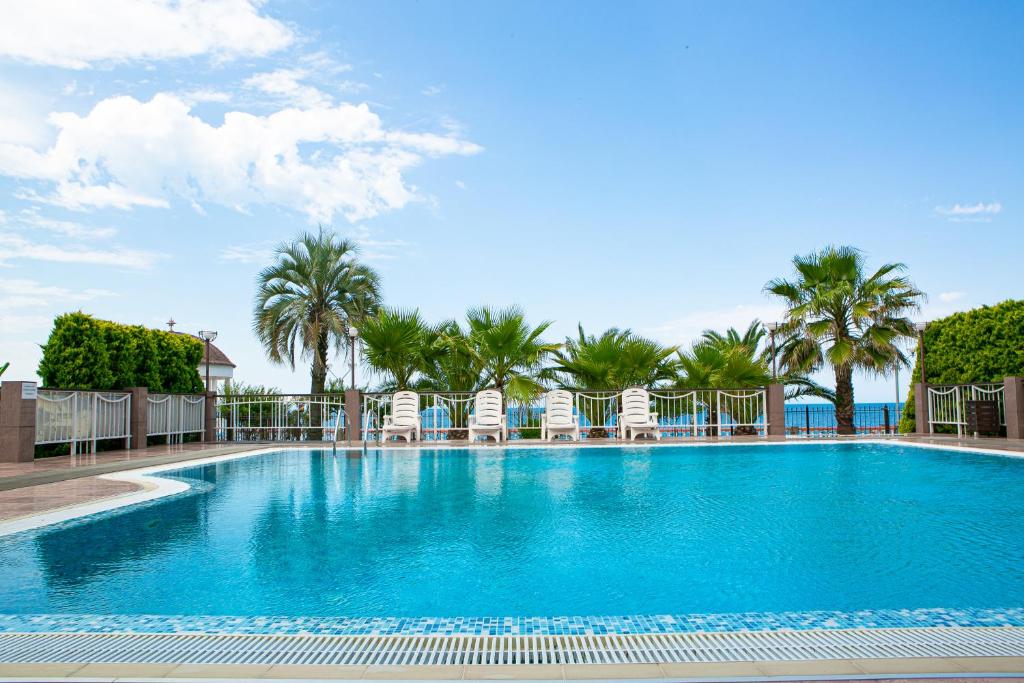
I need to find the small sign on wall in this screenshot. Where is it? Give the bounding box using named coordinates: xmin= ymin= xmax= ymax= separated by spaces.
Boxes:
xmin=21 ymin=382 xmax=37 ymax=400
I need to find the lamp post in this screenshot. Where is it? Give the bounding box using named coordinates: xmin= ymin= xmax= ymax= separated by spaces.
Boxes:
xmin=197 ymin=330 xmax=218 ymax=392
xmin=347 ymin=326 xmax=359 ymax=390
xmin=766 ymin=322 xmax=779 ymax=380
xmin=915 ymin=321 xmax=928 ymax=386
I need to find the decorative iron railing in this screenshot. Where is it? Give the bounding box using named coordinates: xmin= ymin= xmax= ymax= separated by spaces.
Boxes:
xmin=35 ymin=389 xmax=131 ymax=454
xmin=927 ymin=383 xmax=1005 ymax=436
xmin=147 ymin=393 xmax=205 ymax=443
xmin=361 ymin=388 xmax=768 ymax=442
xmin=215 ymin=394 xmax=345 ymax=442
xmin=784 ymin=403 xmax=903 ymax=437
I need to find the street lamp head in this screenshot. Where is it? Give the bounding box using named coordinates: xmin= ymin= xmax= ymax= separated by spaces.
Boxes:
xmin=914 ymin=321 xmax=928 ymax=333
xmin=766 ymin=321 xmax=779 ymax=332
xmin=198 ymin=330 xmax=218 ymax=342
xmin=347 ymin=326 xmax=359 ymax=339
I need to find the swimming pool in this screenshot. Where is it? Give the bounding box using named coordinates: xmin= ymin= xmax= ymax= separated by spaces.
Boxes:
xmin=2 ymin=442 xmax=1023 ymax=635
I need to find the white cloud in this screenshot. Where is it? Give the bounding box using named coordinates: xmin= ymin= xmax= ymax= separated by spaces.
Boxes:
xmin=644 ymin=304 xmax=786 ymax=349
xmin=0 ymin=233 xmax=162 ymax=269
xmin=0 ymin=0 xmax=293 ymax=69
xmin=0 ymin=208 xmax=116 ymax=239
xmin=921 ymin=291 xmax=974 ymax=323
xmin=0 ymin=278 xmax=115 ymax=309
xmin=455 ymin=180 xmax=466 ymax=190
xmin=220 ymin=227 xmax=410 ymax=265
xmin=935 ymin=202 xmax=1003 ymax=222
xmin=299 ymin=51 xmax=353 ymax=74
xmin=244 ymin=68 xmax=332 ymax=108
xmin=337 ymin=81 xmax=370 ymax=95
xmin=0 ymin=316 xmax=51 ymax=336
xmin=344 ymin=225 xmax=410 ymax=261
xmin=0 ymin=79 xmax=54 ymax=147
xmin=219 ymin=242 xmax=274 ymax=264
xmin=422 ymin=84 xmax=445 ymax=97
xmin=181 ymin=88 xmax=232 ymax=105
xmin=0 ymin=92 xmax=482 ymax=223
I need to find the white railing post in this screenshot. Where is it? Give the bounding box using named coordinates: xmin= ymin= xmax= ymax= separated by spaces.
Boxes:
xmin=91 ymin=392 xmax=98 ymax=454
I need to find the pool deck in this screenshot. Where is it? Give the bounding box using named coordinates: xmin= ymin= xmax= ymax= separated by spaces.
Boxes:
xmin=2 ymin=434 xmax=1023 ymax=523
xmin=1 ymin=659 xmax=1023 ymax=680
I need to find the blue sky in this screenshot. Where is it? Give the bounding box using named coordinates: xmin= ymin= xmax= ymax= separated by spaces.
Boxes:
xmin=1 ymin=0 xmax=1021 ymax=401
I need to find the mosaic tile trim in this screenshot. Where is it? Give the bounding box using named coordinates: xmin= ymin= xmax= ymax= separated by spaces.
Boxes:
xmin=2 ymin=607 xmax=1023 ymax=636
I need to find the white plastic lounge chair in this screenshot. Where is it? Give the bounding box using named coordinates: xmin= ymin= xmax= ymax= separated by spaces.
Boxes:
xmin=541 ymin=389 xmax=579 ymax=441
xmin=468 ymin=389 xmax=507 ymax=442
xmin=381 ymin=391 xmax=421 ymax=442
xmin=618 ymin=388 xmax=661 ymax=441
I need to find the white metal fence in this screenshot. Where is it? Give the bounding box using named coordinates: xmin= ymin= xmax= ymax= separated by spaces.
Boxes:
xmin=216 ymin=394 xmax=345 ymax=442
xmin=927 ymin=383 xmax=1005 ymax=436
xmin=35 ymin=390 xmax=131 ymax=454
xmin=362 ymin=388 xmax=768 ymax=442
xmin=147 ymin=393 xmax=205 ymax=443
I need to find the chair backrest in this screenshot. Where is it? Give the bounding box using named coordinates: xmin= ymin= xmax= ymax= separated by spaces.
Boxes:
xmin=392 ymin=391 xmax=420 ymax=427
xmin=545 ymin=389 xmax=574 ymax=426
xmin=474 ymin=389 xmax=503 ymax=426
xmin=621 ymin=388 xmax=651 ymax=422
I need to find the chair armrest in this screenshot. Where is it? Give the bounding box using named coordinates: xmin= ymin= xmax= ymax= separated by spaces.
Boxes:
xmin=650 ymin=412 xmax=659 ymax=424
xmin=383 ymin=415 xmax=394 ymax=426
xmin=541 ymin=414 xmax=548 ymax=427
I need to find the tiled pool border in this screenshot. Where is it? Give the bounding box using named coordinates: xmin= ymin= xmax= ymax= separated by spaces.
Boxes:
xmin=4 ymin=441 xmax=1024 ymax=640
xmin=2 ymin=607 xmax=1024 ymax=636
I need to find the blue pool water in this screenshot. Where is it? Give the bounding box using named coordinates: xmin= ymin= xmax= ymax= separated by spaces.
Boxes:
xmin=2 ymin=443 xmax=1024 ymax=622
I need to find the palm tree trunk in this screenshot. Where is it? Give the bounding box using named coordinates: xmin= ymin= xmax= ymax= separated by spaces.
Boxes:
xmin=310 ymin=333 xmax=329 ymax=439
xmin=834 ymin=365 xmax=855 ymax=435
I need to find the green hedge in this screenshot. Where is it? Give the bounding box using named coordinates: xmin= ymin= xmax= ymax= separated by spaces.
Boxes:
xmin=38 ymin=312 xmax=204 ymax=392
xmin=899 ymin=299 xmax=1024 ymax=432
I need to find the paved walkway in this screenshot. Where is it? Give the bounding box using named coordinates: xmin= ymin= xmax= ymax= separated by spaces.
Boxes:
xmin=0 ymin=660 xmax=1021 ymax=680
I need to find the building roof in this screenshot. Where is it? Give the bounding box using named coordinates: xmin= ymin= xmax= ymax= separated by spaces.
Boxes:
xmin=170 ymin=331 xmax=236 ymax=368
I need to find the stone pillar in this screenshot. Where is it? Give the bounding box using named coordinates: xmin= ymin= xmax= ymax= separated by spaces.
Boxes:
xmin=766 ymin=383 xmax=786 ymax=437
xmin=344 ymin=389 xmax=362 ymax=444
xmin=204 ymin=391 xmax=217 ymax=443
xmin=915 ymin=382 xmax=930 ymax=435
xmin=0 ymin=381 xmax=37 ymax=463
xmin=127 ymin=387 xmax=148 ymax=450
xmin=1004 ymin=377 xmax=1024 ymax=439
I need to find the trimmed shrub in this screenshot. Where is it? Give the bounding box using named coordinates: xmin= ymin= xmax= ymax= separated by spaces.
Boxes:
xmin=899 ymin=299 xmax=1024 ymax=432
xmin=38 ymin=312 xmax=204 ymax=392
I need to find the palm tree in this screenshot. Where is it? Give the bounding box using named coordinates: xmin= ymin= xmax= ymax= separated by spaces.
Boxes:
xmin=253 ymin=230 xmax=382 ymax=433
xmin=460 ymin=306 xmax=559 ymax=403
xmin=676 ymin=320 xmax=832 ymax=398
xmin=765 ymin=245 xmax=923 ymax=434
xmin=417 ymin=320 xmax=482 ymax=393
xmin=548 ymin=325 xmax=678 ymax=390
xmin=359 ymin=308 xmax=430 ymax=392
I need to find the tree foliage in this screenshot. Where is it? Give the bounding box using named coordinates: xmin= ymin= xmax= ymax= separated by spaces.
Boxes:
xmin=38 ymin=312 xmax=203 ymax=392
xmin=253 ymin=229 xmax=382 ymax=402
xmin=547 ymin=325 xmax=677 ymax=390
xmin=899 ymin=299 xmax=1024 ymax=432
xmin=675 ymin=320 xmax=834 ymax=400
xmin=358 ymin=308 xmax=431 ymax=392
xmin=765 ymin=245 xmax=923 ymax=434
